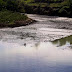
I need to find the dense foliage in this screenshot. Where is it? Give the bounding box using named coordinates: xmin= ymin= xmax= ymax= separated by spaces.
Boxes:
xmin=0 ymin=10 xmax=28 ymax=25
xmin=24 ymin=0 xmax=72 ymax=17
xmin=0 ymin=0 xmax=72 ymax=17
xmin=0 ymin=0 xmax=25 ymax=12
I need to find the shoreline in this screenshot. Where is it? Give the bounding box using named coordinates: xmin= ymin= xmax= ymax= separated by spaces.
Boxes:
xmin=0 ymin=18 xmax=36 ymax=28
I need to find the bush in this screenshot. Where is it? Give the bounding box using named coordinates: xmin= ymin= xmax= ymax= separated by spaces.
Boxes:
xmin=58 ymin=6 xmax=70 ymax=16
xmin=0 ymin=10 xmax=28 ymax=25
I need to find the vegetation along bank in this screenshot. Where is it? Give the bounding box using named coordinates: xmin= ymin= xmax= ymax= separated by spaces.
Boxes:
xmin=0 ymin=0 xmax=72 ymax=27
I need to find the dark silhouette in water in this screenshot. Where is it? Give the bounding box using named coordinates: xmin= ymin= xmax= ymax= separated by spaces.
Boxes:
xmin=24 ymin=43 xmax=26 ymax=46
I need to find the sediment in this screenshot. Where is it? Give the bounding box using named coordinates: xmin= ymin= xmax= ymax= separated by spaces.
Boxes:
xmin=0 ymin=18 xmax=36 ymax=28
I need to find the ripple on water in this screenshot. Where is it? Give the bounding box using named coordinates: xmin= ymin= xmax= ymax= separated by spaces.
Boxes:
xmin=0 ymin=14 xmax=72 ymax=72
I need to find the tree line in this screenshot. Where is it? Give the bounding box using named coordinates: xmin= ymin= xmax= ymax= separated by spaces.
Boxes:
xmin=0 ymin=0 xmax=72 ymax=17
xmin=0 ymin=0 xmax=25 ymax=12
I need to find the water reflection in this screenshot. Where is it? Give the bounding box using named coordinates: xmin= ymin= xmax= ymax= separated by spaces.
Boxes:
xmin=52 ymin=35 xmax=72 ymax=47
xmin=0 ymin=41 xmax=72 ymax=72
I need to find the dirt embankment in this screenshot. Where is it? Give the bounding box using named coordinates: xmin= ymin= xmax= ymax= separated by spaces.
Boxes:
xmin=0 ymin=18 xmax=36 ymax=28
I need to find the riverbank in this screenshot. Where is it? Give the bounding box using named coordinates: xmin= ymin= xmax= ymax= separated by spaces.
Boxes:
xmin=24 ymin=0 xmax=72 ymax=17
xmin=0 ymin=10 xmax=36 ymax=28
xmin=0 ymin=18 xmax=36 ymax=28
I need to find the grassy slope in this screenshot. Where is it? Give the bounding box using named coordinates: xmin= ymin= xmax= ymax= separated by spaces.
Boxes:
xmin=0 ymin=10 xmax=28 ymax=25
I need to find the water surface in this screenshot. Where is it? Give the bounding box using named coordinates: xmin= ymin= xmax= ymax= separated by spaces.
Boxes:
xmin=0 ymin=40 xmax=72 ymax=72
xmin=0 ymin=14 xmax=72 ymax=72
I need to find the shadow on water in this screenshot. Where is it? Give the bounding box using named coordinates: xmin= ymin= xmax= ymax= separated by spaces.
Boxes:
xmin=52 ymin=35 xmax=72 ymax=48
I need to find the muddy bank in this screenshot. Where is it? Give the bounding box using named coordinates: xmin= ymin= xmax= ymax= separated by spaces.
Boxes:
xmin=27 ymin=14 xmax=72 ymax=30
xmin=0 ymin=18 xmax=36 ymax=28
xmin=0 ymin=14 xmax=72 ymax=44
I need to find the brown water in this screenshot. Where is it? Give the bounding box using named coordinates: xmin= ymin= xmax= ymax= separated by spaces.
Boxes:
xmin=0 ymin=14 xmax=72 ymax=72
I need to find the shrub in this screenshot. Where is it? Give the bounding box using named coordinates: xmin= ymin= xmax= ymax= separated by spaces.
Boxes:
xmin=0 ymin=10 xmax=28 ymax=25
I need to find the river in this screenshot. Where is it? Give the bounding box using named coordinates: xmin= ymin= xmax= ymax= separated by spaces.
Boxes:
xmin=0 ymin=14 xmax=72 ymax=72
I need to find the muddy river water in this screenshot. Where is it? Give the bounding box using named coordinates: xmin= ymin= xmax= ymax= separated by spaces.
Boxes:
xmin=0 ymin=14 xmax=72 ymax=72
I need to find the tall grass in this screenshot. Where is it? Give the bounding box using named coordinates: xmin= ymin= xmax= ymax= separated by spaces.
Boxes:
xmin=0 ymin=10 xmax=28 ymax=25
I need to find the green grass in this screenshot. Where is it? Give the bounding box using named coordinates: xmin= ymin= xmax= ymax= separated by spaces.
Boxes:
xmin=27 ymin=3 xmax=48 ymax=7
xmin=49 ymin=3 xmax=62 ymax=7
xmin=24 ymin=0 xmax=34 ymax=4
xmin=0 ymin=10 xmax=28 ymax=25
